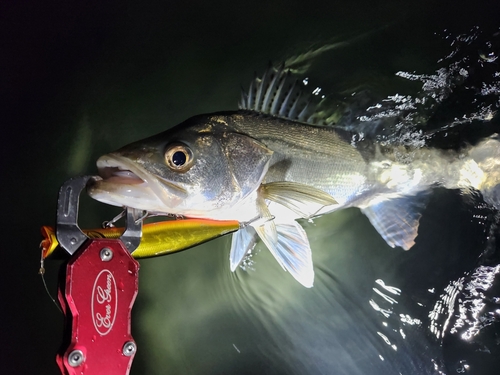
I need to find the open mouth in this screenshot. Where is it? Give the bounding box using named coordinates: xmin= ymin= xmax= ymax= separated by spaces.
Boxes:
xmin=96 ymin=154 xmax=148 ymax=186
xmin=99 ymin=167 xmax=146 ymax=185
xmin=87 ymin=153 xmax=159 ymax=209
xmin=88 ymin=153 xmax=188 ymax=212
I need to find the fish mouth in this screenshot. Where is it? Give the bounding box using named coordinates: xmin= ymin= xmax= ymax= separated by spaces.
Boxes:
xmin=95 ymin=154 xmax=148 ymax=186
xmin=97 ymin=166 xmax=146 ymax=185
xmin=87 ymin=153 xmax=186 ymax=211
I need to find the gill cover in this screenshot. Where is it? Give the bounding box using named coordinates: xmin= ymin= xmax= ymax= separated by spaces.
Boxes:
xmin=222 ymin=132 xmax=274 ymax=200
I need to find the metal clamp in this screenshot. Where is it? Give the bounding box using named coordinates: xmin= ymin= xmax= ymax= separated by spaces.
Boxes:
xmin=56 ymin=176 xmax=143 ymax=254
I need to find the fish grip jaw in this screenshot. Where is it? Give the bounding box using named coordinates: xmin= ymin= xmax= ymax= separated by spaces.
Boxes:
xmin=56 ymin=176 xmax=143 ymax=255
xmin=54 ymin=176 xmax=142 ymax=375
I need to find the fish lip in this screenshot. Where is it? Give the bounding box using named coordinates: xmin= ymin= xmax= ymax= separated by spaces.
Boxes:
xmin=96 ymin=153 xmax=148 ymax=186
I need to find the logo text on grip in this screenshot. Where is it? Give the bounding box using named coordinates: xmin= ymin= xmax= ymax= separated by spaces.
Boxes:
xmin=91 ymin=269 xmax=117 ymax=335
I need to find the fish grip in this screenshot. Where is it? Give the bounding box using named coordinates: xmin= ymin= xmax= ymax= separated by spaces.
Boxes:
xmin=54 ymin=176 xmax=142 ymax=375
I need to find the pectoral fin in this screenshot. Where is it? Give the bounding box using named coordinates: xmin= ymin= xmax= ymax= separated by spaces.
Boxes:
xmin=260 ymin=181 xmax=337 ymax=218
xmin=361 ymin=193 xmax=430 ymax=250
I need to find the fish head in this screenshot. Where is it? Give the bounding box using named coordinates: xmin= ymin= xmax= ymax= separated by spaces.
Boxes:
xmin=87 ymin=114 xmax=274 ymax=218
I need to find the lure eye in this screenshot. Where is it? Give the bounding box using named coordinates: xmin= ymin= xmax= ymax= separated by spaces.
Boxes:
xmin=165 ymin=143 xmax=194 ymax=172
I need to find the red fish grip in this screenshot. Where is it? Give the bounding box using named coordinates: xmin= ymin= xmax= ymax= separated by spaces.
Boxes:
xmin=56 ymin=239 xmax=139 ymax=375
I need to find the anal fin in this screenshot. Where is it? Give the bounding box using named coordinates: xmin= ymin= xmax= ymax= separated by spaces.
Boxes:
xmin=361 ymin=192 xmax=430 ymax=250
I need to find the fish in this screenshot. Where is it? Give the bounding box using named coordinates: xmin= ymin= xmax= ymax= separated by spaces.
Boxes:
xmin=87 ymin=65 xmax=500 ymax=287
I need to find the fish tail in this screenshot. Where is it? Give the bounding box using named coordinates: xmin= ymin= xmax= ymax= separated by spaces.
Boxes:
xmin=467 ymin=134 xmax=500 ymax=209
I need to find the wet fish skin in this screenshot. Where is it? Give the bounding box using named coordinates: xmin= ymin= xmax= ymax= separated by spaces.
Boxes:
xmin=229 ymin=112 xmax=371 ymax=205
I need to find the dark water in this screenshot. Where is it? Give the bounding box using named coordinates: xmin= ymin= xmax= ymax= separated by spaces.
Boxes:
xmin=2 ymin=1 xmax=500 ymax=374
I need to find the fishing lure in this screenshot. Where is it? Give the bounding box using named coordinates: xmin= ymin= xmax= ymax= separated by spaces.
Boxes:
xmin=41 ymin=218 xmax=240 ymax=259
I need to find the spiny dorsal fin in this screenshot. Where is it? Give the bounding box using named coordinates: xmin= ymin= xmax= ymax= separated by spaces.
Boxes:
xmin=239 ymin=64 xmax=337 ymax=126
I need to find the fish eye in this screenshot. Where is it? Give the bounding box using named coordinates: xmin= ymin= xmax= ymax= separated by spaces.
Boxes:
xmin=165 ymin=143 xmax=194 ymax=172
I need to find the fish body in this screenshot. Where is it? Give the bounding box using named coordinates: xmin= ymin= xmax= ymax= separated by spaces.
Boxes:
xmin=88 ymin=67 xmax=500 ymax=287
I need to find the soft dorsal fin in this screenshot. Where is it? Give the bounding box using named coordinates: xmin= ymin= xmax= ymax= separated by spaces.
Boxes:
xmin=239 ymin=64 xmax=336 ymax=126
